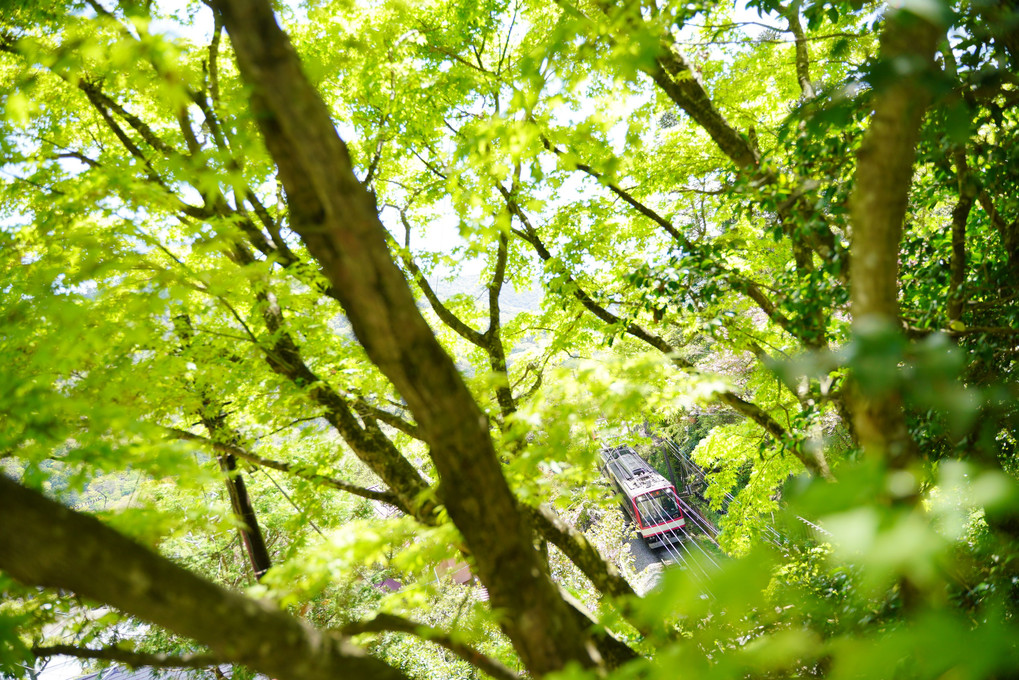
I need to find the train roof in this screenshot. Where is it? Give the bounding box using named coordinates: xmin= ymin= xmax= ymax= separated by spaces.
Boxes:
xmin=601 ymin=445 xmax=673 ymax=497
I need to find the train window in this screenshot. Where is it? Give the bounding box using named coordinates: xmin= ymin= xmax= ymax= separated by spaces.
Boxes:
xmin=635 ymin=489 xmax=682 ymax=527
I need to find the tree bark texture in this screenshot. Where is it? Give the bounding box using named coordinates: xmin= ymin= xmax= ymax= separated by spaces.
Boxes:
xmin=0 ymin=476 xmax=408 ymax=680
xmin=848 ymin=10 xmax=942 ymax=463
xmin=524 ymin=504 xmax=636 ymax=599
xmin=208 ymin=0 xmax=597 ymax=673
xmin=648 ymin=42 xmax=760 ymax=171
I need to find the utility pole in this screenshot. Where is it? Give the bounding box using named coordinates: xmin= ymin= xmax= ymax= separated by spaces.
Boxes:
xmin=663 ymin=442 xmax=683 ymax=495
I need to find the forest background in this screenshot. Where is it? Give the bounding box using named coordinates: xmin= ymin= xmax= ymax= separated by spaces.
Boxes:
xmin=2 ymin=0 xmax=1019 ymax=678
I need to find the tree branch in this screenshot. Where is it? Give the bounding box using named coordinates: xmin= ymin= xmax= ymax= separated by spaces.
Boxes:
xmin=389 ymin=211 xmax=485 ymax=346
xmin=647 ymin=39 xmax=760 ymax=170
xmin=530 ymin=132 xmax=808 ymax=343
xmin=82 ymin=89 xmax=164 ymax=185
xmin=339 ymin=614 xmax=520 ymax=680
xmin=80 ymin=80 xmax=177 ymax=156
xmin=207 ymin=10 xmax=224 ymax=108
xmin=499 ymin=186 xmax=682 ymax=359
xmin=483 ymin=230 xmax=517 ymax=418
xmin=715 ymin=391 xmax=832 ymax=479
xmin=0 ymin=475 xmax=408 ymax=680
xmin=524 ymin=504 xmax=636 ymax=599
xmin=783 ymin=1 xmax=816 ymax=99
xmin=209 ymin=1 xmax=597 ymax=671
xmin=165 ymin=427 xmax=407 ymax=509
xmin=535 ymin=129 xmax=691 ymax=247
xmin=948 ymin=151 xmax=975 ymax=322
xmin=32 ymin=645 xmax=219 ymax=670
xmin=363 ymin=121 xmax=389 ymax=187
xmin=248 ymin=283 xmax=435 ymax=523
xmin=976 ymin=189 xmax=1019 ymax=278
xmin=353 ymin=399 xmax=421 ymax=440
xmin=50 ymin=36 xmax=293 ymax=271
xmin=501 ymin=191 xmax=831 ymax=477
xmin=391 ymin=209 xmax=517 ymax=419
xmin=245 ymin=190 xmax=298 ymax=262
xmin=486 ymin=231 xmax=509 ymax=339
xmin=167 ymin=311 xmax=275 ymax=584
xmin=579 ymin=6 xmax=844 ymax=270
xmin=903 ymin=324 xmax=1019 ymax=338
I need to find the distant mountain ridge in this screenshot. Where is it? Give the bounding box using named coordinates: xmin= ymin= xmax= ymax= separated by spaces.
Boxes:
xmin=429 ymin=275 xmax=543 ymax=319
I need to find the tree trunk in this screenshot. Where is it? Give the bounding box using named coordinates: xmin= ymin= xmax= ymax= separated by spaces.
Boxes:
xmin=848 ymin=9 xmax=942 ymax=465
xmin=207 ymin=0 xmax=597 ymax=673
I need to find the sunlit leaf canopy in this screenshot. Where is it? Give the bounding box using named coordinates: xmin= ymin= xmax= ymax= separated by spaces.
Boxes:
xmin=2 ymin=0 xmax=1019 ymax=678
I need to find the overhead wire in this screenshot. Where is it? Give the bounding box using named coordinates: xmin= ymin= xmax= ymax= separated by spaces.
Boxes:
xmin=663 ymin=440 xmax=788 ymax=550
xmin=676 ymin=497 xmax=721 ymax=544
xmin=669 ymin=442 xmax=826 ymax=546
xmin=612 ymin=436 xmax=838 ymax=611
xmin=640 ymin=491 xmax=722 ymax=570
xmin=624 ymin=492 xmax=700 ymax=575
xmin=611 ymin=446 xmax=721 ymax=590
xmin=611 ymin=439 xmax=806 ymax=599
xmin=671 ymin=440 xmax=838 ymax=548
xmin=631 ymin=492 xmax=718 ymax=595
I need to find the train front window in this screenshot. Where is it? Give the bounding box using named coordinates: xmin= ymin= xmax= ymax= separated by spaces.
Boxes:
xmin=635 ymin=489 xmax=681 ymax=527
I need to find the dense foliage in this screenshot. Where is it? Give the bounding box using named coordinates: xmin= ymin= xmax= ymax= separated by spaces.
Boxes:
xmin=2 ymin=0 xmax=1018 ymax=678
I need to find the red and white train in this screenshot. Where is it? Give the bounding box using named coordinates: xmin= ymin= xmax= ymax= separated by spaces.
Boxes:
xmin=600 ymin=445 xmax=685 ymax=548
